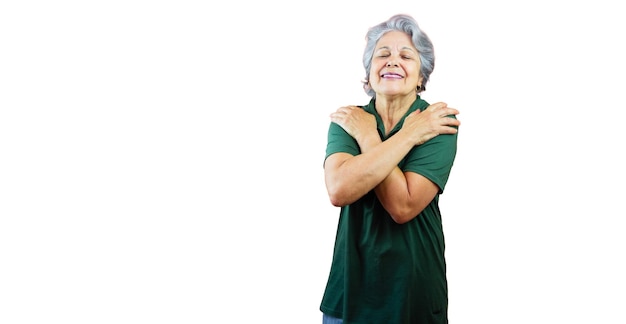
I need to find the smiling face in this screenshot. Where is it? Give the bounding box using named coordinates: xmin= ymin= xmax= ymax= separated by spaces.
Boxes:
xmin=368 ymin=31 xmax=423 ymax=99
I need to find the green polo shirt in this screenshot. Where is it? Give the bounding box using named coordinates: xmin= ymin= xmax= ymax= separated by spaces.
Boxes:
xmin=320 ymin=97 xmax=457 ymax=323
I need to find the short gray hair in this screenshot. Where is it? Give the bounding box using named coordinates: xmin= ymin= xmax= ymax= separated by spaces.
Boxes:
xmin=362 ymin=14 xmax=435 ymax=97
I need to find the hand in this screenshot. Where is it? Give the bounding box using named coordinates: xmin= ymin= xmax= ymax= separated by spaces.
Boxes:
xmin=402 ymin=102 xmax=460 ymax=145
xmin=329 ymin=105 xmax=377 ymax=141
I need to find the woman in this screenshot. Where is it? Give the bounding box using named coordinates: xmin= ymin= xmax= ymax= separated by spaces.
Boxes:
xmin=320 ymin=14 xmax=460 ymax=323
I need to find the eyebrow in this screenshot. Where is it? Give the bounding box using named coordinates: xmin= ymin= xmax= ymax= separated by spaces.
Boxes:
xmin=375 ymin=46 xmax=416 ymax=53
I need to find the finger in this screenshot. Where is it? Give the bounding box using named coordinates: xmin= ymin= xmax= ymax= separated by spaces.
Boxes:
xmin=439 ymin=126 xmax=459 ymax=135
xmin=442 ymin=117 xmax=461 ymax=127
xmin=442 ymin=108 xmax=460 ymax=117
xmin=428 ymin=102 xmax=448 ymax=110
xmin=335 ymin=107 xmax=352 ymax=114
xmin=330 ymin=110 xmax=347 ymax=119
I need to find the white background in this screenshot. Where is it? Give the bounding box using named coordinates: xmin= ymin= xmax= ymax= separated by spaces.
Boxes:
xmin=1 ymin=0 xmax=625 ymax=323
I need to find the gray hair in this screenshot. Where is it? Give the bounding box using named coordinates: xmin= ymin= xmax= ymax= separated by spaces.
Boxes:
xmin=362 ymin=14 xmax=435 ymax=97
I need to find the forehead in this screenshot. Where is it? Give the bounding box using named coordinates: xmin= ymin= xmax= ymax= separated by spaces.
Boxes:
xmin=376 ymin=31 xmax=416 ymax=50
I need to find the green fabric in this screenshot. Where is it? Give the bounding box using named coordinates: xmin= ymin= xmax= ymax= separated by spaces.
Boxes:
xmin=320 ymin=97 xmax=458 ymax=323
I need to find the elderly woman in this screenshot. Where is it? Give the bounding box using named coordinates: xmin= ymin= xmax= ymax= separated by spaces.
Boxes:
xmin=320 ymin=14 xmax=461 ymax=323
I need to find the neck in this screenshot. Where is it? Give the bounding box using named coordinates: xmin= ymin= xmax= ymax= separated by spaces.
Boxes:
xmin=375 ymin=93 xmax=417 ymax=133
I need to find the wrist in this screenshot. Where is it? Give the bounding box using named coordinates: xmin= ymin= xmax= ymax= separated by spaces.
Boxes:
xmin=398 ymin=127 xmax=424 ymax=146
xmin=357 ymin=132 xmax=382 ymax=151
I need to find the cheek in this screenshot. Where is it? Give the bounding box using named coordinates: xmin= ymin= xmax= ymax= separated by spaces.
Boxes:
xmin=413 ymin=64 xmax=422 ymax=77
xmin=371 ymin=62 xmax=387 ymax=77
xmin=410 ymin=66 xmax=422 ymax=81
xmin=369 ymin=64 xmax=378 ymax=76
xmin=367 ymin=68 xmax=378 ymax=83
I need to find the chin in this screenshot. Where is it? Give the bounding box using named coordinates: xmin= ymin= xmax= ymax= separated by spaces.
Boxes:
xmin=377 ymin=90 xmax=413 ymax=98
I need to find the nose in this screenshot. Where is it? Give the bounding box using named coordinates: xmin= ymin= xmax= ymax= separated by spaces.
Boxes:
xmin=386 ymin=61 xmax=398 ymax=67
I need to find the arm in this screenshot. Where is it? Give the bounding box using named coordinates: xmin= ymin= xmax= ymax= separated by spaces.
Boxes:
xmin=373 ymin=102 xmax=460 ymax=223
xmin=326 ymin=103 xmax=460 ymax=223
xmin=324 ymin=127 xmax=418 ymax=207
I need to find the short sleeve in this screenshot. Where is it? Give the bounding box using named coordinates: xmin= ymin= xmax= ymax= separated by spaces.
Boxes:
xmin=324 ymin=122 xmax=360 ymax=163
xmin=401 ymin=129 xmax=458 ymax=194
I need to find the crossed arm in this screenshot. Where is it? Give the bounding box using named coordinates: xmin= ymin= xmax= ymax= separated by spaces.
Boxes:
xmin=324 ymin=102 xmax=460 ymax=224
